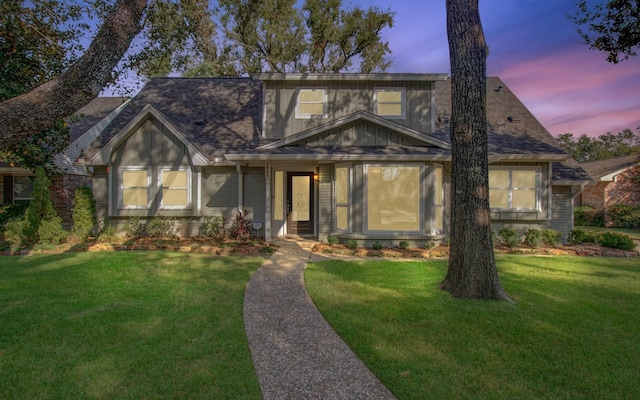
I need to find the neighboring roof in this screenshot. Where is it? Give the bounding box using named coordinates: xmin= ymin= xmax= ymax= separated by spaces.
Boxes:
xmin=579 ymin=154 xmax=640 ymax=181
xmin=58 ymin=97 xmax=129 ymax=174
xmin=552 ymin=159 xmax=593 ymax=185
xmin=80 ymin=78 xmax=263 ymax=163
xmin=68 ymin=97 xmax=127 ymax=142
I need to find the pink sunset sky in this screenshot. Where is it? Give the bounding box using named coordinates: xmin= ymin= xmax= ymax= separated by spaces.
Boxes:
xmin=372 ymin=0 xmax=640 ymax=137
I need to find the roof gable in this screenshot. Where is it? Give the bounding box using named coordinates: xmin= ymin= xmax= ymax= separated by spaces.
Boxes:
xmin=88 ymin=104 xmax=208 ymax=166
xmin=258 ymin=111 xmax=451 ymax=150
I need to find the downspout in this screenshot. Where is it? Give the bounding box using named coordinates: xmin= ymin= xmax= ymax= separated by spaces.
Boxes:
xmin=236 ymin=163 xmax=244 ymax=215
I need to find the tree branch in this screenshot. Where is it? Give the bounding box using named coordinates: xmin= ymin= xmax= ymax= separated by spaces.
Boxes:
xmin=0 ymin=0 xmax=147 ymax=150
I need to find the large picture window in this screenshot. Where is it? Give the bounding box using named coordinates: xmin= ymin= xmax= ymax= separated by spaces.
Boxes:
xmin=295 ymin=88 xmax=326 ymax=118
xmin=375 ymin=88 xmax=405 ymax=119
xmin=489 ymin=167 xmax=539 ymax=210
xmin=120 ymin=168 xmax=150 ymax=208
xmin=160 ymin=168 xmax=190 ymax=208
xmin=366 ymin=164 xmax=420 ymax=231
xmin=335 ymin=166 xmax=350 ymax=230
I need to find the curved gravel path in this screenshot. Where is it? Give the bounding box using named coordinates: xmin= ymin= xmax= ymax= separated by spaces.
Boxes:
xmin=243 ymin=238 xmax=396 ymax=400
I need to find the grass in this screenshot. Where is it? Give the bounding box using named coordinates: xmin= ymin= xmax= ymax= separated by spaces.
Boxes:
xmin=0 ymin=251 xmax=264 ymax=399
xmin=305 ymin=256 xmax=640 ymax=400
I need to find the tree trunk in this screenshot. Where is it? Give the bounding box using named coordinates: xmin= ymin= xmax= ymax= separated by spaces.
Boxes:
xmin=0 ymin=0 xmax=147 ymax=150
xmin=441 ymin=0 xmax=510 ymax=300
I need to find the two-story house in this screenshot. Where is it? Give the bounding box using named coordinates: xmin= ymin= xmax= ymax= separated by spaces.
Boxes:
xmin=77 ymin=74 xmax=591 ymax=245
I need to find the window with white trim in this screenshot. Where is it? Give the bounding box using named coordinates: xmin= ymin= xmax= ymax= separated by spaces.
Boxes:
xmin=160 ymin=168 xmax=190 ymax=209
xmin=120 ymin=168 xmax=150 ymax=208
xmin=295 ymin=88 xmax=326 ymax=118
xmin=489 ymin=167 xmax=539 ymax=210
xmin=375 ymin=88 xmax=405 ymax=119
xmin=335 ymin=166 xmax=350 ymax=231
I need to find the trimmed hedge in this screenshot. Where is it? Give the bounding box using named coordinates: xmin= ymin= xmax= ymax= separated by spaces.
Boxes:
xmin=607 ymin=205 xmax=640 ymax=230
xmin=574 ymin=206 xmax=605 ymax=227
xmin=569 ymin=229 xmax=636 ymax=251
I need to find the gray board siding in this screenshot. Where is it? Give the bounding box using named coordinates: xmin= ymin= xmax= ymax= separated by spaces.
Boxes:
xmin=295 ymin=120 xmax=430 ymax=147
xmin=264 ymin=80 xmax=434 ymax=139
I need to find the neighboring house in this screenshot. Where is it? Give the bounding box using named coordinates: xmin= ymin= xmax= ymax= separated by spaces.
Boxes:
xmin=77 ymin=74 xmax=591 ymax=244
xmin=0 ymin=97 xmax=127 ymax=224
xmin=577 ymin=154 xmax=640 ymax=211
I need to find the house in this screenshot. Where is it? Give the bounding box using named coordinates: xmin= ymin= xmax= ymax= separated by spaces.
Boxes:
xmin=577 ymin=154 xmax=640 ymax=211
xmin=77 ymin=74 xmax=591 ymax=245
xmin=0 ymin=97 xmax=127 ymax=224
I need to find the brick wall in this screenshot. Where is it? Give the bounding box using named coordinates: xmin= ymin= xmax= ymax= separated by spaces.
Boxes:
xmin=604 ymin=166 xmax=640 ymax=208
xmin=581 ymin=182 xmax=607 ymax=210
xmin=50 ymin=173 xmax=92 ymax=226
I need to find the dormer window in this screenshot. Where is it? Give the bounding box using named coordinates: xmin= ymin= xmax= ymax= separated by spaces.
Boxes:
xmin=295 ymin=88 xmax=327 ymax=119
xmin=375 ymin=88 xmax=405 ymax=119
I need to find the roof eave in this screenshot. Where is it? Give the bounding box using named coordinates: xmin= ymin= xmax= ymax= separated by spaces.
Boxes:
xmin=251 ymin=73 xmax=449 ymax=82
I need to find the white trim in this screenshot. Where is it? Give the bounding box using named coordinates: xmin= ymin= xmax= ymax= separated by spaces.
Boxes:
xmin=118 ymin=167 xmax=151 ymax=209
xmin=158 ymin=167 xmax=191 ymax=210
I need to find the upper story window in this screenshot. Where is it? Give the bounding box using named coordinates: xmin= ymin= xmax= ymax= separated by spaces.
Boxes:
xmin=375 ymin=88 xmax=405 ymax=119
xmin=295 ymin=88 xmax=327 ymax=119
xmin=489 ymin=166 xmax=539 ymax=210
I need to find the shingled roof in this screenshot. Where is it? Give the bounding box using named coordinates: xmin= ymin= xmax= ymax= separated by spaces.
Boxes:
xmin=580 ymin=154 xmax=640 ymax=180
xmin=80 ymin=78 xmax=263 ymax=162
xmin=78 ymin=75 xmax=588 ymax=183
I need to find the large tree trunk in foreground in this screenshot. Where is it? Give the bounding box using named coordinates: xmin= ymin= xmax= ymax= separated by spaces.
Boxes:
xmin=0 ymin=0 xmax=147 ymax=150
xmin=441 ymin=0 xmax=510 ymax=300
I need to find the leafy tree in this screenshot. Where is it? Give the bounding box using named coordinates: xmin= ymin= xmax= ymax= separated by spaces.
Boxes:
xmin=572 ymin=0 xmax=640 ymax=63
xmin=441 ymin=0 xmax=509 ymax=300
xmin=557 ymin=127 xmax=640 ymax=161
xmin=0 ymin=1 xmax=90 ymax=171
xmin=0 ymin=0 xmax=147 ymax=150
xmin=131 ymin=0 xmax=395 ymax=77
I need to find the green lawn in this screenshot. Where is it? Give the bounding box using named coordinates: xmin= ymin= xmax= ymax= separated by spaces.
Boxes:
xmin=0 ymin=251 xmax=263 ymax=399
xmin=306 ymin=256 xmax=640 ymax=400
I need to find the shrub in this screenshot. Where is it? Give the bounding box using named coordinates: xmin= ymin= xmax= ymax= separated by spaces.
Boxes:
xmin=71 ymin=186 xmax=96 ymax=241
xmin=260 ymin=245 xmax=275 ymax=254
xmin=200 ymin=216 xmax=227 ymax=241
xmin=398 ymin=241 xmax=409 ymax=249
xmin=598 ymin=232 xmax=636 ymax=251
xmin=3 ymin=218 xmax=25 ymax=250
xmin=327 ymin=236 xmax=339 ymax=245
xmin=229 ymin=210 xmax=251 ymax=241
xmin=125 ymin=217 xmax=145 ymax=238
xmin=146 ymin=217 xmax=175 ymax=238
xmin=347 ymin=239 xmax=358 ymax=250
xmin=22 ymin=167 xmax=65 ymax=246
xmin=96 ymin=219 xmax=117 ymax=243
xmin=568 ymin=229 xmax=598 ymax=245
xmin=498 ymin=228 xmax=521 ymax=248
xmin=574 ymin=206 xmax=605 ymax=227
xmin=607 ymin=205 xmax=640 ymax=230
xmin=541 ymin=229 xmax=562 ymax=245
xmin=372 ymin=241 xmax=383 ymax=250
xmin=37 ymin=217 xmax=67 ymax=245
xmin=524 ymin=229 xmax=543 ymax=248
xmin=0 ymin=203 xmax=28 ymax=229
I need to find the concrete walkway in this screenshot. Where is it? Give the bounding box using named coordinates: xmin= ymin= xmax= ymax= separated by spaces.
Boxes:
xmin=243 ymin=238 xmax=396 ymax=400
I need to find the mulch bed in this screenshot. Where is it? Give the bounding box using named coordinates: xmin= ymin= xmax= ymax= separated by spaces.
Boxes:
xmin=312 ymin=243 xmax=639 ymax=259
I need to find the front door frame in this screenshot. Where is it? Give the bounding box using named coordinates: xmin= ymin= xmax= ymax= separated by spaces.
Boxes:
xmin=286 ymin=171 xmax=315 ymax=236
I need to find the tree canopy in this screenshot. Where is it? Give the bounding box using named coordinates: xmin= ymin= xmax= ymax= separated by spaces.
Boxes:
xmin=130 ymin=0 xmax=395 ymax=77
xmin=572 ymin=0 xmax=640 ymax=63
xmin=557 ymin=127 xmax=640 ymax=162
